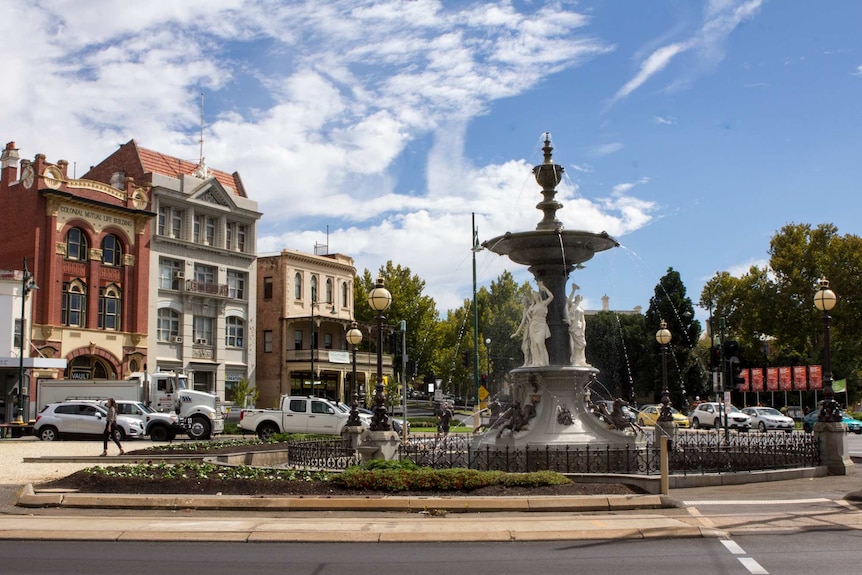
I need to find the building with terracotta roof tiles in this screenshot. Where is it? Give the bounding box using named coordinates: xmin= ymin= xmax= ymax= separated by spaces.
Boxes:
xmin=83 ymin=140 xmax=261 ymax=403
xmin=0 ymin=141 xmax=151 ymax=421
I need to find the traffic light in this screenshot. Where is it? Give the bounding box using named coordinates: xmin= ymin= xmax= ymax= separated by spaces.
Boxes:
xmin=722 ymin=341 xmax=745 ymax=390
xmin=710 ymin=345 xmax=721 ymax=369
xmin=722 ymin=340 xmax=739 ymax=358
xmin=462 ymin=351 xmax=470 ymax=367
xmin=730 ymin=360 xmax=745 ymax=390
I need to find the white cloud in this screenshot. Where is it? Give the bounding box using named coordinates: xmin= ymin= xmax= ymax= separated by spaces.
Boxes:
xmin=590 ymin=142 xmax=624 ymax=157
xmin=612 ymin=0 xmax=763 ymax=103
xmin=614 ymin=43 xmax=688 ymax=102
xmin=727 ymin=258 xmax=769 ymax=278
xmin=2 ymin=0 xmax=661 ymax=314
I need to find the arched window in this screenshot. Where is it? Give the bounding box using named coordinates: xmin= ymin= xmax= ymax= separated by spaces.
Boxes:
xmin=98 ymin=284 xmax=122 ymax=330
xmin=294 ymin=273 xmax=302 ymax=300
xmin=325 ymin=279 xmax=333 ymax=304
xmin=69 ymin=355 xmax=111 ymax=379
xmin=226 ymin=317 xmax=245 ymax=348
xmin=66 ymin=227 xmax=89 ymax=261
xmin=310 ymin=276 xmax=318 ymax=303
xmin=101 ymin=234 xmax=123 ymax=266
xmin=341 ymin=281 xmax=348 ymax=308
xmin=157 ymin=308 xmax=181 ymax=341
xmin=61 ymin=280 xmax=87 ymax=327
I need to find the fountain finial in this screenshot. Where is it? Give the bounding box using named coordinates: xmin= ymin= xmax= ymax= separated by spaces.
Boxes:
xmin=542 ymin=132 xmax=553 ymax=164
xmin=532 ymin=132 xmax=564 ymax=230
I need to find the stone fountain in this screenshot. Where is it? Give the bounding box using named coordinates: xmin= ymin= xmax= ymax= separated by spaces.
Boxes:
xmin=474 ymin=134 xmax=643 ymax=452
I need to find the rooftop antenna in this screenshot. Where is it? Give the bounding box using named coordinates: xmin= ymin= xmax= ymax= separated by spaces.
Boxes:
xmin=194 ymin=92 xmax=208 ymax=179
xmin=199 ymin=92 xmax=205 ymax=162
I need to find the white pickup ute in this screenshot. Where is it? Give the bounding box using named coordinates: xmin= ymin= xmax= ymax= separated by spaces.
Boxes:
xmin=238 ymin=396 xmax=368 ymax=440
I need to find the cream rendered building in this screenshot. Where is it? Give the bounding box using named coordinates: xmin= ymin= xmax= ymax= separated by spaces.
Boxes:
xmin=256 ymin=249 xmax=392 ymax=409
xmin=84 ymin=142 xmax=261 ymax=402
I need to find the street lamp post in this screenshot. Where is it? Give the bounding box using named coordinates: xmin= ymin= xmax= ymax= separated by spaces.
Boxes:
xmin=814 ymin=277 xmax=840 ymax=422
xmin=346 ymin=321 xmax=363 ymax=426
xmin=367 ymin=276 xmax=392 ymax=431
xmin=17 ymin=257 xmax=38 ymax=424
xmin=655 ymin=320 xmax=673 ymax=423
xmin=485 ymin=338 xmax=491 ymax=391
xmin=309 ymin=298 xmax=317 ymax=396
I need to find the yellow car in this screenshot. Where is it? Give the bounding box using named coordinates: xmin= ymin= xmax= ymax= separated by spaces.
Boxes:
xmin=637 ymin=404 xmax=690 ymax=428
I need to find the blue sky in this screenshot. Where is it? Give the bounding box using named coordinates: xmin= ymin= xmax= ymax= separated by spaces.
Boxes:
xmin=2 ymin=0 xmax=860 ymax=328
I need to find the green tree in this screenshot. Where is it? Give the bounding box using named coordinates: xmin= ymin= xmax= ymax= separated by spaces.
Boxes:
xmin=585 ymin=311 xmax=648 ymax=403
xmin=230 ymin=377 xmax=258 ymax=408
xmin=481 ymin=272 xmax=533 ymax=393
xmin=431 ymin=302 xmax=473 ymax=400
xmin=355 ymin=262 xmax=440 ymax=393
xmin=703 ymin=223 xmax=862 ymax=405
xmin=644 ymin=268 xmax=703 ymax=407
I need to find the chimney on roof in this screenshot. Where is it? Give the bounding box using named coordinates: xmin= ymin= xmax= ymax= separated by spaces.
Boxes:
xmin=1 ymin=142 xmax=19 ymax=168
xmin=1 ymin=142 xmax=20 ymax=183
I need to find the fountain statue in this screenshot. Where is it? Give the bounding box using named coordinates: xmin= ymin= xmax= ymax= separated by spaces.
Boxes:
xmin=474 ymin=133 xmax=643 ymax=454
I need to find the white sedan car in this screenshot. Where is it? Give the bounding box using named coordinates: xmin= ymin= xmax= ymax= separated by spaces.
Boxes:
xmin=741 ymin=407 xmax=795 ymax=433
xmin=689 ymin=402 xmax=751 ymax=431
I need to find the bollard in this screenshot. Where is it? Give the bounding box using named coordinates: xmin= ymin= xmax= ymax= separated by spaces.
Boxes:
xmin=660 ymin=435 xmax=669 ymax=495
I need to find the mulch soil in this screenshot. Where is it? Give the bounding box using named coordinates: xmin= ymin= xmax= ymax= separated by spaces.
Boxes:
xmin=37 ymin=442 xmax=644 ymax=497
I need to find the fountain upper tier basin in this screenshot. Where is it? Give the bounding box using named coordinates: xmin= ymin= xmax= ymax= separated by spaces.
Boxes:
xmin=483 ymin=229 xmax=619 ymax=268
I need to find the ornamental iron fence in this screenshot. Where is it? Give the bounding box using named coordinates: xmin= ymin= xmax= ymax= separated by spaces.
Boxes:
xmin=284 ymin=430 xmax=820 ymax=475
xmin=286 ymin=437 xmax=359 ymax=469
xmin=393 ymin=430 xmax=820 ymax=474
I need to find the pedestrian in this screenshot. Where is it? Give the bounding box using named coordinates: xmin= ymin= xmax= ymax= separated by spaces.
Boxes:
xmin=436 ymin=401 xmax=454 ymax=448
xmin=101 ymin=397 xmax=125 ymax=456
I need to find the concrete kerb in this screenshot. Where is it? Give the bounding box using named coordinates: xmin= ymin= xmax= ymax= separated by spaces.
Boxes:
xmin=17 ymin=482 xmax=671 ymax=512
xmin=0 ymin=514 xmax=710 ymax=543
xmin=16 ymin=449 xmax=830 ymax=512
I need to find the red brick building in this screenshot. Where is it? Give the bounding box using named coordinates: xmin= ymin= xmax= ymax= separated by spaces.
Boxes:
xmin=0 ymin=141 xmax=154 ymax=419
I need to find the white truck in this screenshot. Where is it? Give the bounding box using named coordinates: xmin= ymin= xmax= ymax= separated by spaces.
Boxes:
xmin=36 ymin=370 xmax=224 ymax=440
xmin=238 ymin=396 xmax=368 ymax=440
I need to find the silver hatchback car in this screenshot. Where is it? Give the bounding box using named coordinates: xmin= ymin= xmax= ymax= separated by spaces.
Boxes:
xmin=34 ymin=401 xmax=144 ymax=441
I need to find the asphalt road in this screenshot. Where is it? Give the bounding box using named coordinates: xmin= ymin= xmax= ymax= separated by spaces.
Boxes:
xmin=1 ymin=531 xmax=858 ymax=574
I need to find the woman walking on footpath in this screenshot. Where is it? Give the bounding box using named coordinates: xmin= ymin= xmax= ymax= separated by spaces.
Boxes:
xmin=101 ymin=397 xmax=125 ymax=456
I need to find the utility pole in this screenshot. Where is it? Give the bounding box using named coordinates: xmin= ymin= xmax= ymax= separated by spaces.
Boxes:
xmin=471 ymin=213 xmax=481 ymax=408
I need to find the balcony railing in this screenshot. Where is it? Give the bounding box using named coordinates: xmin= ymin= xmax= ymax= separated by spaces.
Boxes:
xmin=284 ymin=349 xmax=391 ymax=366
xmin=185 ymin=280 xmax=228 ymax=297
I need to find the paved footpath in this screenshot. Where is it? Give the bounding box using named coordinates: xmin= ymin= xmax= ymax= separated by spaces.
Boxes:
xmin=2 ymin=436 xmax=861 ymax=542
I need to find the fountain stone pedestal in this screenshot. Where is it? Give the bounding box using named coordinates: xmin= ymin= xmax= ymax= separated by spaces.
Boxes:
xmin=476 ymin=366 xmax=639 ymax=448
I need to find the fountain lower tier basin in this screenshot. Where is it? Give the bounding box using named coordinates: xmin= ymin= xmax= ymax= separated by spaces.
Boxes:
xmin=472 ymin=366 xmax=642 ymax=451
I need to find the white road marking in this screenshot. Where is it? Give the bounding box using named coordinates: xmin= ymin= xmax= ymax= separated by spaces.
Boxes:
xmin=721 ymin=539 xmax=746 ymax=554
xmin=738 ymin=557 xmax=769 ymax=574
xmin=683 ymin=498 xmax=831 ymax=505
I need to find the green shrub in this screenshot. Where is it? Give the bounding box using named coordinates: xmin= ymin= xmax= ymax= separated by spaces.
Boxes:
xmin=336 ymin=466 xmax=570 ymax=492
xmin=360 ymin=459 xmax=419 ymax=471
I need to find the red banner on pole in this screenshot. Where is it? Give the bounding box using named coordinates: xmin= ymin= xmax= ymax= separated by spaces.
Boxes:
xmin=778 ymin=367 xmax=792 ymax=391
xmin=809 ymin=365 xmax=822 ymax=390
xmin=751 ymin=368 xmax=764 ymax=392
xmin=793 ymin=366 xmax=807 ymax=391
xmin=739 ymin=368 xmax=750 ymax=392
xmin=766 ymin=368 xmax=779 ymax=391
